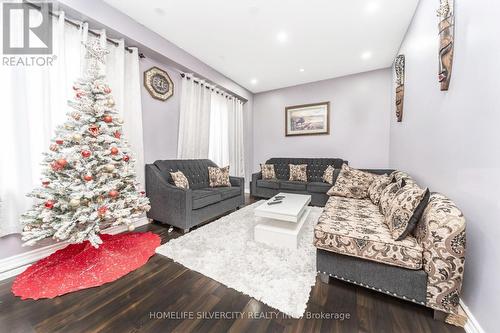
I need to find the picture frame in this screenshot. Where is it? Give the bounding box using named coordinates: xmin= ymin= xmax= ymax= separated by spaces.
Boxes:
xmin=285 ymin=102 xmax=330 ymax=136
xmin=144 ymin=66 xmax=174 ymax=101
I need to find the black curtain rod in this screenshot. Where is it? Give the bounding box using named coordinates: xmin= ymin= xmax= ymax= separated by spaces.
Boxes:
xmin=25 ymin=1 xmax=144 ymax=56
xmin=180 ymin=73 xmax=240 ymax=101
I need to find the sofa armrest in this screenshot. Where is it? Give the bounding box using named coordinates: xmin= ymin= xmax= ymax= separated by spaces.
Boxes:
xmin=414 ymin=193 xmax=466 ymax=315
xmin=252 ymin=171 xmax=262 ymax=183
xmin=230 ymin=176 xmax=245 ymax=206
xmin=145 ymin=164 xmax=192 ymax=228
xmin=229 ymin=176 xmax=244 ymax=187
xmin=250 ymin=172 xmax=262 ymax=196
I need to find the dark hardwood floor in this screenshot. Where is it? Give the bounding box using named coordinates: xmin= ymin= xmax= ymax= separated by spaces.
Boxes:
xmin=0 ymin=197 xmax=465 ymax=333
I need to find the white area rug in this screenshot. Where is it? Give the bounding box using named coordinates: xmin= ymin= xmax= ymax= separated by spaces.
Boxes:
xmin=156 ymin=201 xmax=322 ymax=318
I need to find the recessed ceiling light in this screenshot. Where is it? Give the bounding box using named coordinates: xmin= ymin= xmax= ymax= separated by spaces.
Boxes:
xmin=361 ymin=51 xmax=373 ymax=60
xmin=365 ymin=1 xmax=380 ymax=13
xmin=153 ymin=7 xmax=165 ymax=15
xmin=250 ymin=78 xmax=258 ymax=85
xmin=276 ymin=31 xmax=288 ymax=43
xmin=299 ymin=68 xmax=305 ymax=72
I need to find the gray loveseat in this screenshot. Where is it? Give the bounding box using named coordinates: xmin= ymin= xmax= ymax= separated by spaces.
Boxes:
xmin=145 ymin=159 xmax=245 ymax=232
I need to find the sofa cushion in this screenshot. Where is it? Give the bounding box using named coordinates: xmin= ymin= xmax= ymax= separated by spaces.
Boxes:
xmin=368 ymin=174 xmax=391 ymax=205
xmin=265 ymin=158 xmax=344 ymax=182
xmin=280 ymin=180 xmax=307 ymax=191
xmin=205 ymin=187 xmax=241 ymax=200
xmin=387 ymin=185 xmax=428 ymax=240
xmin=154 ymin=159 xmax=218 ymax=190
xmin=289 ymin=164 xmax=307 ymax=182
xmin=379 ymin=181 xmax=401 ymax=216
xmin=327 ymin=164 xmax=376 ymax=199
xmin=314 ymin=196 xmax=423 ymax=270
xmin=208 ymin=166 xmax=231 ymax=187
xmin=260 ymin=164 xmax=276 ymax=180
xmin=192 ymin=190 xmax=222 ymax=210
xmin=307 ymin=182 xmax=332 ymax=193
xmin=390 ymin=170 xmax=416 ymax=185
xmin=322 ymin=165 xmax=335 ymax=184
xmin=256 ymin=179 xmax=280 ymax=189
xmin=170 ymin=170 xmax=190 ymax=189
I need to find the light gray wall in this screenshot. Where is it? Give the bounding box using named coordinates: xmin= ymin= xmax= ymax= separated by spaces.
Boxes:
xmin=390 ymin=1 xmax=500 ymax=331
xmin=252 ymin=69 xmax=392 ymax=171
xmin=139 ymin=58 xmax=181 ymax=163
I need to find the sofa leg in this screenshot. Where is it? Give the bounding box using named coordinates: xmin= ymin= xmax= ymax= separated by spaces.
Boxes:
xmin=318 ymin=272 xmax=331 ymax=284
xmin=182 ymin=228 xmax=190 ymax=234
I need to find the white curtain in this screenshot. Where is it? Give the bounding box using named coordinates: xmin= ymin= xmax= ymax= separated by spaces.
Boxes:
xmin=102 ymin=32 xmax=145 ymax=187
xmin=228 ymin=98 xmax=245 ymax=177
xmin=209 ymin=92 xmax=229 ymax=167
xmin=0 ymin=12 xmax=145 ymax=237
xmin=177 ymin=74 xmax=211 ymax=159
xmin=178 ymin=74 xmax=245 ymax=177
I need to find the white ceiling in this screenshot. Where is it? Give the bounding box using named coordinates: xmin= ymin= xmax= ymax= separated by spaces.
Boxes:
xmin=103 ymin=0 xmax=419 ymax=93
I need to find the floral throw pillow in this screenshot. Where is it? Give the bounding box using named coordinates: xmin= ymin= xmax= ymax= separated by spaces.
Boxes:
xmin=322 ymin=165 xmax=335 ymax=184
xmin=387 ymin=185 xmax=428 ymax=240
xmin=208 ymin=166 xmax=231 ymax=187
xmin=289 ymin=164 xmax=307 ymax=182
xmin=368 ymin=174 xmax=391 ymax=205
xmin=170 ymin=171 xmax=189 ymax=189
xmin=326 ymin=164 xmax=375 ymax=199
xmin=378 ymin=181 xmax=401 ymax=216
xmin=260 ymin=164 xmax=276 ymax=180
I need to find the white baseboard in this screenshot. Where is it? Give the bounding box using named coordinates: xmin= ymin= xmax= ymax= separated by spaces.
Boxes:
xmin=461 ymin=300 xmax=485 ymax=333
xmin=0 ymin=217 xmax=150 ymax=281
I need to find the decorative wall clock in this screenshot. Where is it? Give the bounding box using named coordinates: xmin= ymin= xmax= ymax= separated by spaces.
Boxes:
xmin=394 ymin=54 xmax=405 ymax=122
xmin=437 ymin=0 xmax=455 ymax=91
xmin=144 ymin=67 xmax=174 ymax=101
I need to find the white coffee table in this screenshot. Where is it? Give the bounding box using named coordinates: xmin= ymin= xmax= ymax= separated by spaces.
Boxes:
xmin=254 ymin=193 xmax=312 ymax=249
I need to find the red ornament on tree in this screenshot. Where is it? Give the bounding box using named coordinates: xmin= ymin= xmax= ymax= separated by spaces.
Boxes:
xmin=56 ymin=159 xmax=68 ymax=168
xmin=104 ymin=87 xmax=111 ymax=94
xmin=81 ymin=150 xmax=91 ymax=158
xmin=103 ymin=115 xmax=112 ymax=123
xmin=98 ymin=206 xmax=107 ymax=216
xmin=51 ymin=161 xmax=62 ymax=171
xmin=88 ymin=125 xmax=100 ymax=137
xmin=76 ymin=92 xmax=84 ymax=99
xmin=140 ymin=191 xmax=146 ymax=196
xmin=55 ymin=139 xmax=64 ymax=145
xmin=83 ymin=174 xmax=93 ymax=182
xmin=123 ymin=155 xmax=130 ymax=162
xmin=44 ymin=200 xmax=55 ymax=209
xmin=113 ymin=131 xmax=121 ymax=139
xmin=108 ymin=190 xmax=119 ymax=198
xmin=42 ymin=179 xmax=50 ymax=187
xmin=110 ymin=147 xmax=119 ymax=155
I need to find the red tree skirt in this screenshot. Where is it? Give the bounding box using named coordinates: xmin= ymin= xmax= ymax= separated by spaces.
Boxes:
xmin=12 ymin=232 xmax=160 ymax=300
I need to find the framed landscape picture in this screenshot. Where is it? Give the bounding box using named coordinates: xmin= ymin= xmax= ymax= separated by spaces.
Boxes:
xmin=285 ymin=102 xmax=330 ymax=136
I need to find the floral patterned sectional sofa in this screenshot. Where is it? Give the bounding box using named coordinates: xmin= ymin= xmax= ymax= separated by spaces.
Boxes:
xmin=314 ymin=165 xmax=466 ymax=325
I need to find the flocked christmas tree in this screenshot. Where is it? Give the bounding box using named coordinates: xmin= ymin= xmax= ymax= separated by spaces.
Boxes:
xmin=21 ymin=39 xmax=150 ymax=248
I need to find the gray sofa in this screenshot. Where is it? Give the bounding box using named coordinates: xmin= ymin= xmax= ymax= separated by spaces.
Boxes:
xmin=145 ymin=159 xmax=245 ymax=232
xmin=251 ymin=158 xmax=393 ymax=206
xmin=251 ymin=158 xmax=345 ymax=206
